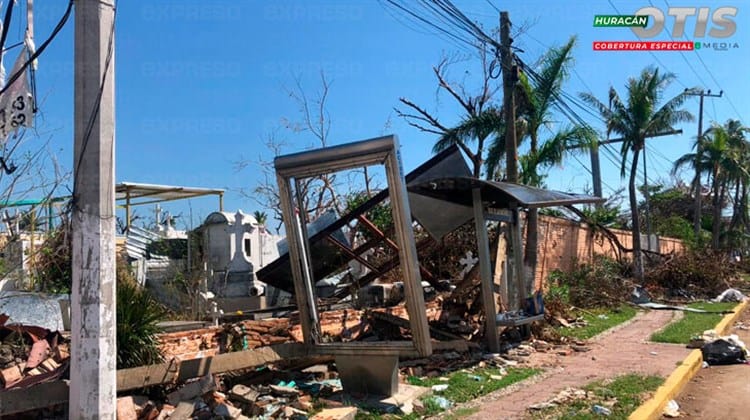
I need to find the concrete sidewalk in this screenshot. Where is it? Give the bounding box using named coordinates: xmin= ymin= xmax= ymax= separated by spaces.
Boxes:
xmin=462 ymin=310 xmax=690 ymax=419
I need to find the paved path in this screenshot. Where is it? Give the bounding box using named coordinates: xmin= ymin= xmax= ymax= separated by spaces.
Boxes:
xmin=463 ymin=310 xmax=690 ymax=419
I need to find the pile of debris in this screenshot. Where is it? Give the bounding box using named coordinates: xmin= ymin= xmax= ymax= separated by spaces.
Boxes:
xmin=117 ymin=361 xmax=370 ymax=419
xmin=0 ymin=314 xmax=69 ymax=390
xmin=645 ymin=250 xmax=740 ymax=299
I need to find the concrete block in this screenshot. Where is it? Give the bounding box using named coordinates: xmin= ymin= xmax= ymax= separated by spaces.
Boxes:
xmin=335 ymin=354 xmax=398 ymax=396
xmin=229 ymin=384 xmax=260 ymax=404
xmin=311 ymin=407 xmax=358 ymax=420
xmin=167 ymin=374 xmax=216 ymax=405
xmin=116 ymin=396 xmax=138 ymax=420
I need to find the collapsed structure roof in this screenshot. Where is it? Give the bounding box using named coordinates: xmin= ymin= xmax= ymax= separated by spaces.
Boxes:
xmin=256 ymin=145 xmax=602 ymax=295
xmin=408 ymin=177 xmax=604 ymax=209
xmin=116 ymin=182 xmax=225 ymax=206
xmin=256 ymin=145 xmax=472 ymax=294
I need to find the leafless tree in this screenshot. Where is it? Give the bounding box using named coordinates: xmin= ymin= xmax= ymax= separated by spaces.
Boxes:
xmin=236 ymin=72 xmax=350 ymax=232
xmin=395 ymin=45 xmax=502 ymax=178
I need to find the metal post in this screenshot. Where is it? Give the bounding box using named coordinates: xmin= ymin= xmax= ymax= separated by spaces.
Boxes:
xmin=125 ymin=190 xmax=131 ymax=232
xmin=473 ymin=188 xmax=500 ymax=352
xmin=510 ymin=203 xmax=525 ymax=311
xmin=70 ymin=0 xmax=117 ymax=418
xmin=384 ymin=143 xmax=432 ymax=357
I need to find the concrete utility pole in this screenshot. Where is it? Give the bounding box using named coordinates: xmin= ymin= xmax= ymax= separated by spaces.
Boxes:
xmin=500 ymin=11 xmax=518 ymax=183
xmin=685 ymin=88 xmax=723 ymax=240
xmin=499 ymin=11 xmax=525 ymax=311
xmin=70 ymin=0 xmax=117 ymax=418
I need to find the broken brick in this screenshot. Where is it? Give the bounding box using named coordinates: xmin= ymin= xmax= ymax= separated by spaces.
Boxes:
xmin=312 ymin=407 xmax=358 ymax=420
xmin=0 ymin=362 xmax=25 ymax=387
xmin=116 ymin=396 xmax=138 ymax=420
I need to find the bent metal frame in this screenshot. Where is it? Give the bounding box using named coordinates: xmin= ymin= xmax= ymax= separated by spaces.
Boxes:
xmin=274 ymin=135 xmax=432 ymax=360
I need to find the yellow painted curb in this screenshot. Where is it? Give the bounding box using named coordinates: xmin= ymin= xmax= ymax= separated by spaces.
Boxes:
xmin=629 ymin=299 xmax=749 ymax=420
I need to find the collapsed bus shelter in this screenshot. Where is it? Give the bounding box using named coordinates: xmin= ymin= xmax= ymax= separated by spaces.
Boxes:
xmin=267 ymin=135 xmax=602 ymax=396
xmin=408 ymin=177 xmax=603 ymax=351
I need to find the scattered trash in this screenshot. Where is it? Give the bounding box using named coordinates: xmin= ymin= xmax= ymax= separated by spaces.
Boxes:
xmin=663 ymin=399 xmax=681 ymax=418
xmin=468 ymin=375 xmax=483 ymax=381
xmin=638 ymin=302 xmax=728 ymax=313
xmin=427 ymin=396 xmax=453 ymax=410
xmin=431 ymin=384 xmax=449 ymax=392
xmin=650 ymin=351 xmax=659 ymax=356
xmin=631 ymin=286 xmax=651 ymax=304
xmin=701 ymin=337 xmax=748 ymax=365
xmin=702 ymin=361 xmax=709 ymax=368
xmin=591 ymin=404 xmax=612 ymax=416
xmin=712 ymin=288 xmax=747 ymax=303
xmin=597 ymin=314 xmax=609 ymax=320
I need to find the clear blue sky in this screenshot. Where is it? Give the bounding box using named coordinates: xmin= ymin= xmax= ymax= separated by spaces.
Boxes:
xmin=20 ymin=0 xmax=749 ymax=229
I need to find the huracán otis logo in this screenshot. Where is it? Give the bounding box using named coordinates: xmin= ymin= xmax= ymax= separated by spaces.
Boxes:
xmin=593 ymin=6 xmax=738 ymax=51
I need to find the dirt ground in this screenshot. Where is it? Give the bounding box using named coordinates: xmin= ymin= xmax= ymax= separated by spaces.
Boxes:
xmin=673 ymin=307 xmax=750 ymax=419
xmin=460 ymin=310 xmax=691 ymax=420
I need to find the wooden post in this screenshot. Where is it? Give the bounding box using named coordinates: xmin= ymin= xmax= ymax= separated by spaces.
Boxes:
xmin=510 ymin=203 xmax=525 ymax=311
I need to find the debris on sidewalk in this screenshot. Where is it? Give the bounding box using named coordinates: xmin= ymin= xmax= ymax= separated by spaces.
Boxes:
xmin=528 ymin=387 xmax=593 ymax=410
xmin=663 ymin=399 xmax=681 ymax=418
xmin=701 ymin=335 xmax=748 ymax=366
xmin=712 ymin=288 xmax=747 ymax=303
xmin=591 ymin=404 xmax=612 ymax=416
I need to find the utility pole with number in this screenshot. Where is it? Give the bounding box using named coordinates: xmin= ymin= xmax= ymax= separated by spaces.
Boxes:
xmin=70 ymin=0 xmax=117 ymax=418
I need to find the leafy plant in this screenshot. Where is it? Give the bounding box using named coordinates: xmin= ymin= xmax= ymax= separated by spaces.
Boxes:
xmin=547 ymin=256 xmax=629 ymax=308
xmin=344 ymin=192 xmax=393 ymax=240
xmin=116 ymin=278 xmax=167 ymax=369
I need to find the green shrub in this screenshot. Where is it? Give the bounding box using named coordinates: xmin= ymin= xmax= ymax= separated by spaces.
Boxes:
xmin=547 ymin=256 xmax=628 ymax=308
xmin=116 ymin=280 xmax=167 ymax=369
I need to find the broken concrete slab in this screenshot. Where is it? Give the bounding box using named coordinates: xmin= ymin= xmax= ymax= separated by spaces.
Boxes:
xmin=167 ymin=374 xmax=216 ymax=405
xmin=311 ymin=406 xmax=358 ymax=420
xmin=335 ymin=354 xmax=398 ymax=396
xmin=229 ymin=383 xmax=259 ymax=404
xmin=167 ymin=401 xmax=195 ymax=420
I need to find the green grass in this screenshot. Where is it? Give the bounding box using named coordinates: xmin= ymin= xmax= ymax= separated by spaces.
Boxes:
xmin=355 ymin=367 xmax=540 ymax=419
xmin=527 ymin=374 xmax=663 ymax=420
xmin=650 ymin=302 xmax=737 ymax=344
xmin=558 ymin=306 xmax=637 ymax=340
xmin=407 ymin=367 xmax=541 ymax=404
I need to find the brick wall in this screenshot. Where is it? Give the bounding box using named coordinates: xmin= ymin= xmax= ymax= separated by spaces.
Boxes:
xmin=157 ymin=301 xmax=442 ymax=360
xmin=533 ymin=215 xmax=685 ymax=289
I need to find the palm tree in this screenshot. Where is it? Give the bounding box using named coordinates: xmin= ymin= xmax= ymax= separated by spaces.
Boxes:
xmin=252 ymin=210 xmax=268 ymax=226
xmin=582 ymin=67 xmax=693 ymax=281
xmin=434 ymin=108 xmax=504 ymax=178
xmin=676 ymin=119 xmax=750 ymax=249
xmin=435 ymin=36 xmax=590 ymax=295
xmin=496 ymin=36 xmax=591 ymax=291
xmin=451 ymin=36 xmax=591 ymax=294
